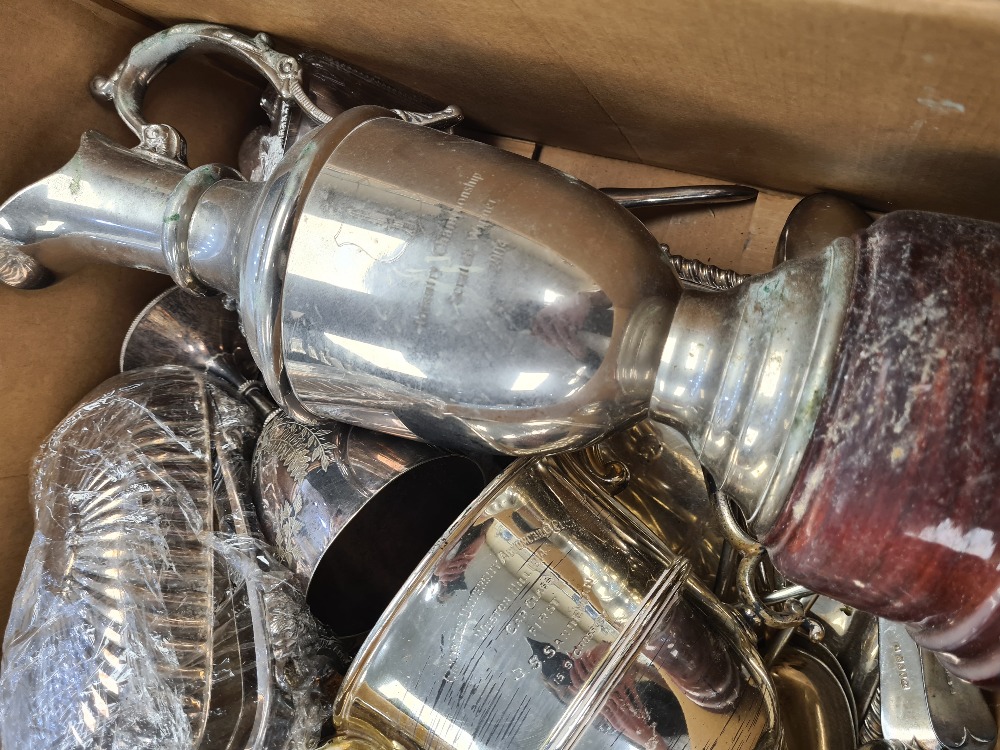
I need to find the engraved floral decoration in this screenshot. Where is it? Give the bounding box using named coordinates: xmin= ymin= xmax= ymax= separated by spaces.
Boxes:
xmin=254 ymin=415 xmax=334 ymax=566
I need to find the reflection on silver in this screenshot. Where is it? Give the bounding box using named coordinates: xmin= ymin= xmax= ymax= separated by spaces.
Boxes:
xmin=0 ymin=23 xmax=857 ymax=542
xmin=775 ymin=193 xmax=872 ymax=265
xmin=335 ymin=451 xmax=782 ymax=750
xmin=0 ymin=367 xmax=329 ymax=750
xmin=121 ymin=287 xmax=260 ymax=389
xmin=92 ymin=24 xmax=332 ymax=164
xmin=770 ymin=636 xmax=857 ymax=750
xmin=239 ymin=46 xmax=445 ymax=181
xmin=0 ymin=236 xmax=49 ymax=287
xmin=274 ymin=111 xmax=676 ymax=454
xmin=253 ymin=416 xmax=486 ymax=639
xmin=121 ymin=287 xmax=487 ymax=644
xmin=650 ymin=243 xmax=854 ymax=534
xmin=877 ymin=619 xmax=996 ymax=750
xmin=809 ymin=596 xmax=879 ymax=734
xmin=2 ymin=368 xmax=221 ymax=749
xmin=593 ymin=420 xmax=724 ymax=587
xmin=601 ymin=184 xmax=758 ymax=208
xmin=666 ymin=251 xmax=749 ymax=291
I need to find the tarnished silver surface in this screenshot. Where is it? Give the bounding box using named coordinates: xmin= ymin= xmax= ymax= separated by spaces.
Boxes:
xmin=878 ymin=619 xmax=997 ymax=750
xmin=391 ymin=104 xmax=463 ymax=129
xmin=666 ymin=251 xmax=749 ymax=291
xmin=651 ymin=241 xmax=856 ymax=533
xmin=334 ymin=451 xmax=783 ymax=750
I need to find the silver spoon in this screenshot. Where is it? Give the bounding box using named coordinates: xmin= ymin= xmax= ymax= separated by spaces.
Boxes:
xmin=877 ymin=618 xmax=996 ymax=750
xmin=775 ymin=192 xmax=873 ymax=264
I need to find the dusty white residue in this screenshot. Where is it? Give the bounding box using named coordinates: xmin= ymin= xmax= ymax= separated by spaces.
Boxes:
xmin=791 ymin=496 xmax=808 ymax=523
xmin=921 ymin=53 xmax=936 ymax=64
xmin=923 ymin=293 xmax=948 ymax=323
xmin=794 ymin=469 xmax=826 ymax=520
xmin=917 ymin=96 xmax=966 ymax=114
xmin=827 ymin=412 xmax=861 ymax=446
xmin=883 ymin=291 xmax=948 ymax=436
xmin=913 ymin=518 xmax=996 ymax=561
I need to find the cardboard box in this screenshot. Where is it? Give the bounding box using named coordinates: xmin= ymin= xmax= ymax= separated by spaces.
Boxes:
xmin=1 ymin=0 xmax=997 ymax=648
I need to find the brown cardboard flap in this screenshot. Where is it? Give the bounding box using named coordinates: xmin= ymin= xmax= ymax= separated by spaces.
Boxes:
xmin=117 ymin=0 xmax=1000 ymax=220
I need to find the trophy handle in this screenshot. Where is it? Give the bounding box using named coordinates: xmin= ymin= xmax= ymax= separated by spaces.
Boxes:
xmin=91 ymin=23 xmax=333 ymax=165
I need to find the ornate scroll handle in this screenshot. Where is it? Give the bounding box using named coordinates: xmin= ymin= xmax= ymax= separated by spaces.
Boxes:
xmin=91 ymin=23 xmax=332 ymax=164
xmin=713 ymin=489 xmax=807 ymax=629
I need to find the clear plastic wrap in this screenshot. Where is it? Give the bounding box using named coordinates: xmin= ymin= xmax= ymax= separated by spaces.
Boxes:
xmin=0 ymin=366 xmax=334 ymax=750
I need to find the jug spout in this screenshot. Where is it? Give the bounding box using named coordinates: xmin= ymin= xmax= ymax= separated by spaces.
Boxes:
xmin=0 ymin=131 xmax=253 ymax=297
xmin=0 ymin=131 xmax=186 ymax=285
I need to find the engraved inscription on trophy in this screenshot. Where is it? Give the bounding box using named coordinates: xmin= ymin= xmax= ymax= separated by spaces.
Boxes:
xmin=891 ymin=641 xmax=911 ymax=691
xmin=415 ymin=171 xmax=496 ymax=332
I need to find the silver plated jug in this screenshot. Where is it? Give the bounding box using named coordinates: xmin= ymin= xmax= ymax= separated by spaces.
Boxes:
xmin=0 ymin=23 xmax=848 ymax=531
xmin=4 ymin=24 xmax=1000 ymax=683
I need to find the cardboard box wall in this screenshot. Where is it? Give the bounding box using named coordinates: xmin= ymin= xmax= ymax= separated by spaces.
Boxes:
xmin=1 ymin=0 xmax=998 ymax=639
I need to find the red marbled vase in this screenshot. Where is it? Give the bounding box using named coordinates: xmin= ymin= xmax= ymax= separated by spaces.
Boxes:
xmin=762 ymin=210 xmax=1000 ymax=685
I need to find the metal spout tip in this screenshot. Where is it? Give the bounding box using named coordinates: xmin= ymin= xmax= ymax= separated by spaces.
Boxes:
xmin=90 ymin=73 xmax=115 ymax=102
xmin=0 ymin=240 xmax=51 ymax=289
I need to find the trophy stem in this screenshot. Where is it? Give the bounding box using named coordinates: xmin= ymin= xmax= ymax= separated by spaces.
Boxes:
xmin=650 ymin=240 xmax=856 ymax=533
